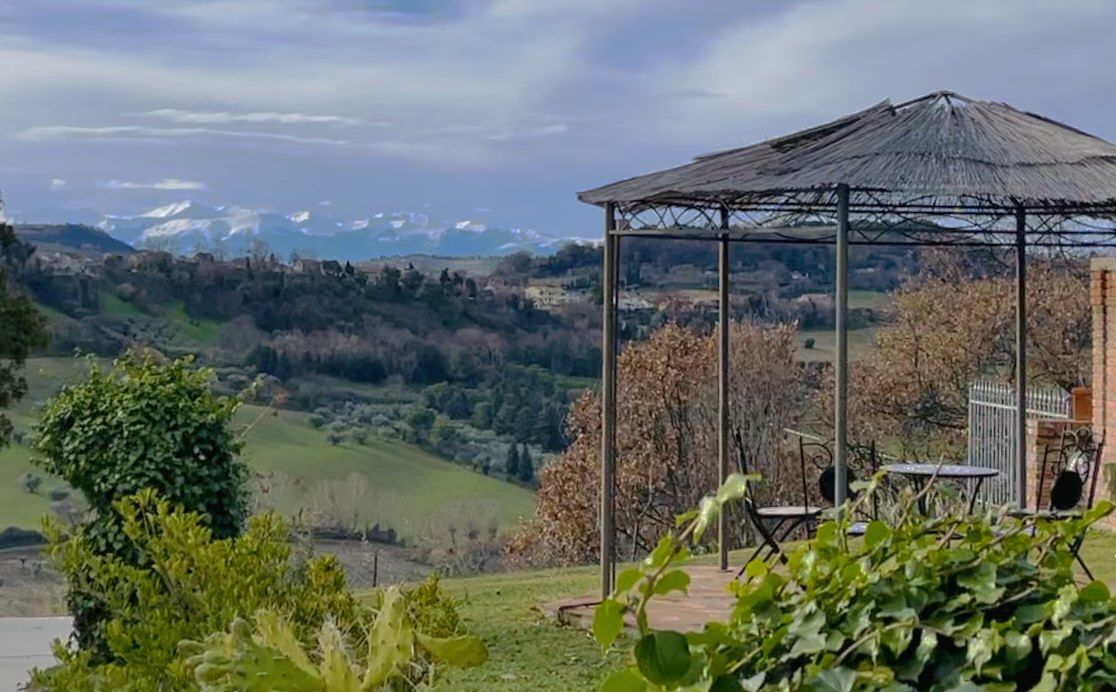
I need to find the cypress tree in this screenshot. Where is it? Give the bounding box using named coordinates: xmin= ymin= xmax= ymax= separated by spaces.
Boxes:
xmin=505 ymin=442 xmax=520 ymax=480
xmin=518 ymin=444 xmax=534 ymax=484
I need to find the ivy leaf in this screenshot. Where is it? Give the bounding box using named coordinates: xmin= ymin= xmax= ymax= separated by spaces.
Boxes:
xmin=864 ymin=520 xmax=891 ymax=548
xmin=601 ymin=667 xmax=648 ymax=692
xmin=809 ymin=666 xmax=857 ymax=692
xmin=645 ymin=536 xmax=674 ymax=568
xmin=715 ymin=473 xmax=755 ymax=505
xmin=634 ymin=631 xmax=692 ymax=685
xmin=615 ymin=568 xmax=644 ymax=594
xmin=653 ymin=570 xmax=691 ymax=596
xmin=709 ymin=674 xmax=745 ymax=691
xmin=594 ymin=598 xmax=626 ymax=649
xmin=1079 ymin=581 xmax=1110 ymax=603
xmin=956 ymin=562 xmax=1002 ymax=604
xmin=693 ymin=497 xmax=719 ymax=543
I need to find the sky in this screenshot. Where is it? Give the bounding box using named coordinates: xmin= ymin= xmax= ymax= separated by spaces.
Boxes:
xmin=3 ymin=0 xmax=1116 ymax=237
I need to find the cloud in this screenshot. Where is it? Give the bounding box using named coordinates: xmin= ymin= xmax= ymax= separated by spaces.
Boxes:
xmin=49 ymin=178 xmax=67 ymax=188
xmin=139 ymin=108 xmax=370 ymax=127
xmin=101 ymin=178 xmax=207 ymax=190
xmin=19 ymin=125 xmax=349 ymax=146
xmin=488 ymin=123 xmax=569 ymax=142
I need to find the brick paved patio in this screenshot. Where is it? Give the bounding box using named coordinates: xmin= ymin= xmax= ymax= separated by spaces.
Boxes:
xmin=542 ymin=565 xmax=738 ymax=633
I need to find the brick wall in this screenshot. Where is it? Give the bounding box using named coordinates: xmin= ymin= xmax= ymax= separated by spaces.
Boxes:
xmin=1091 ymin=258 xmax=1116 ymax=525
xmin=1026 ymin=418 xmax=1091 ymax=510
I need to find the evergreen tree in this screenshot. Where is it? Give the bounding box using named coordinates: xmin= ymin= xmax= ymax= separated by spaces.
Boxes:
xmin=518 ymin=444 xmax=534 ymax=484
xmin=505 ymin=442 xmax=520 ymax=480
xmin=0 ymin=224 xmax=47 ymax=447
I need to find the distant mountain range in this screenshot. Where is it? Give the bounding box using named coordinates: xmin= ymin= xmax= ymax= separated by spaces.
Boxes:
xmin=12 ymin=201 xmax=588 ymax=260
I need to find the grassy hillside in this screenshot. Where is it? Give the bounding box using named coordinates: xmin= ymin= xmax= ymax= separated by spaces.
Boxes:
xmin=0 ymin=358 xmax=535 ymax=540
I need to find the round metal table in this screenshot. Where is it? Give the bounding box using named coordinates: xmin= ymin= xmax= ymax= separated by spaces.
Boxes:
xmin=882 ymin=463 xmax=1000 ymax=514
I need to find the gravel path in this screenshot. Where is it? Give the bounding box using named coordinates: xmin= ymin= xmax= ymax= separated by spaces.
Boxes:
xmin=0 ymin=617 xmax=69 ymax=690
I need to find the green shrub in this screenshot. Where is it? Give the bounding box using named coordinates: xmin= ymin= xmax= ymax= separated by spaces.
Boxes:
xmin=31 ymin=354 xmax=248 ymax=656
xmin=31 ymin=491 xmax=481 ymax=690
xmin=596 ymin=476 xmax=1116 ymax=691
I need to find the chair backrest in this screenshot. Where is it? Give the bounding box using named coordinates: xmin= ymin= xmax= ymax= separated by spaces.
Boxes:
xmin=798 ymin=437 xmax=831 ymax=509
xmin=1037 ymin=429 xmax=1105 ymax=511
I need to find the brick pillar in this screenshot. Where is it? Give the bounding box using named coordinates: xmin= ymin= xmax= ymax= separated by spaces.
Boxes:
xmin=1026 ymin=418 xmax=1091 ymax=510
xmin=1091 ymin=258 xmax=1116 ymax=527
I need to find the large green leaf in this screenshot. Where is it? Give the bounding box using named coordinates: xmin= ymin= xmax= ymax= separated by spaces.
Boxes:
xmin=634 ymin=631 xmax=692 ymax=685
xmin=415 ymin=633 xmax=488 ymax=668
xmin=594 ymin=598 xmax=626 ymax=649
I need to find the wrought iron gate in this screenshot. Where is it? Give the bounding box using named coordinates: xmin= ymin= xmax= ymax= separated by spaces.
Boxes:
xmin=967 ymin=381 xmax=1071 ymax=506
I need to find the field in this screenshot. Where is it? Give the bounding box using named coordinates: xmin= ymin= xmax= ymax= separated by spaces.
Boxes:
xmin=796 ymin=326 xmax=880 ymax=363
xmin=0 ymin=358 xmax=535 ymax=541
xmin=95 ymin=290 xmax=223 ymax=348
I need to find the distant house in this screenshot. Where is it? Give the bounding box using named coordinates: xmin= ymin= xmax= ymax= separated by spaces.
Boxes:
xmin=525 ymin=285 xmax=579 ymax=309
xmin=292 ymin=258 xmax=322 ymax=275
xmin=36 ymin=251 xmax=95 ymax=274
xmin=193 ymin=252 xmax=216 ymax=264
xmin=618 ymin=292 xmax=654 ymax=312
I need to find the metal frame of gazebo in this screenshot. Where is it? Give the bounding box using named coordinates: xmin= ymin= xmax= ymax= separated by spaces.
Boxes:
xmin=579 ymin=92 xmax=1116 ymax=598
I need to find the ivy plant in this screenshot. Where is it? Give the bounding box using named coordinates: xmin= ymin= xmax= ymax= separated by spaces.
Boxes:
xmin=32 ymin=353 xmax=249 ymax=655
xmin=595 ymin=475 xmax=1116 ymax=691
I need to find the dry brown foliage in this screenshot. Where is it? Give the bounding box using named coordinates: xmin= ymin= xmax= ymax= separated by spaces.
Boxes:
xmin=509 ymin=322 xmax=802 ymax=566
xmin=825 ymin=255 xmax=1089 ymax=457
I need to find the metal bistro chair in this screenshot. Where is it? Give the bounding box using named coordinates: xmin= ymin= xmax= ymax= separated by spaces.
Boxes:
xmin=735 ymin=430 xmax=879 ymax=568
xmin=1009 ymin=428 xmax=1105 ymax=580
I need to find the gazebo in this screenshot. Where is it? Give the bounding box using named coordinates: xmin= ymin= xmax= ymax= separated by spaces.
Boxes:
xmin=578 ymin=91 xmax=1116 ymax=598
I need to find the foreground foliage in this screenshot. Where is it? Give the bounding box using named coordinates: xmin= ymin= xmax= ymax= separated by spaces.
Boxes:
xmin=0 ymin=222 xmax=48 ymax=448
xmin=597 ymin=478 xmax=1116 ymax=691
xmin=31 ymin=492 xmax=484 ymax=690
xmin=32 ymin=353 xmax=249 ymax=655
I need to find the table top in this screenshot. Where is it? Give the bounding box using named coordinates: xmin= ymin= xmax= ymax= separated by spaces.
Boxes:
xmin=882 ymin=463 xmax=999 ymax=479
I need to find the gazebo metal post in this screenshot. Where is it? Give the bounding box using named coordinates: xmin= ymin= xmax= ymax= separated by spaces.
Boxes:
xmin=1015 ymin=204 xmax=1028 ymax=509
xmin=718 ymin=207 xmax=731 ymax=571
xmin=833 ymin=184 xmax=850 ymax=510
xmin=600 ymin=203 xmax=617 ymax=599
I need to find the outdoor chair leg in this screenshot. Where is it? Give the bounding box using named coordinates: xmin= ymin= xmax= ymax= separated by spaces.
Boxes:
xmin=741 ymin=518 xmax=783 ymax=573
xmin=1071 ymin=537 xmax=1095 ymax=581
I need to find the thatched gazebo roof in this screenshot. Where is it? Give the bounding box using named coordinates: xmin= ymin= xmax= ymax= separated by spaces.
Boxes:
xmin=583 ymin=91 xmax=1116 ymax=598
xmin=580 ymin=92 xmax=1116 ymax=243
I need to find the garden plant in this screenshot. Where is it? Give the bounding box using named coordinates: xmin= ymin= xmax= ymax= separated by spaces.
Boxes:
xmin=596 ymin=475 xmax=1116 ymax=691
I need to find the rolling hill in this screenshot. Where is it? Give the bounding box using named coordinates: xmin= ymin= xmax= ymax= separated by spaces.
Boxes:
xmin=0 ymin=357 xmax=536 ymax=542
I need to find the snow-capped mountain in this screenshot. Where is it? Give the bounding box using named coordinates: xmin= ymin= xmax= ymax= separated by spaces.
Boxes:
xmin=24 ymin=201 xmax=587 ymax=260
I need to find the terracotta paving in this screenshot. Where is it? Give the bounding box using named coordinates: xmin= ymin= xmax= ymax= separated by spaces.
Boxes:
xmin=541 ymin=565 xmax=739 ymax=633
xmin=542 ymin=564 xmax=1114 ymax=635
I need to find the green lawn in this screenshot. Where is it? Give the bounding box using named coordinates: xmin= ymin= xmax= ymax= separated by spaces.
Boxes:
xmin=0 ymin=357 xmax=535 ymax=541
xmin=434 ymin=566 xmax=627 ymax=690
xmin=425 ymin=532 xmax=1116 ymax=690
